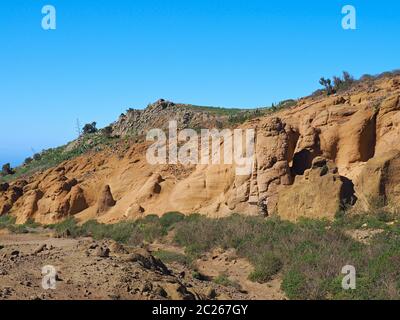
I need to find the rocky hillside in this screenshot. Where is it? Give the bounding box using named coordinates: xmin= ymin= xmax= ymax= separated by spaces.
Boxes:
xmin=110 ymin=99 xmax=267 ymax=137
xmin=0 ymin=232 xmax=249 ymax=300
xmin=1 ymin=73 xmax=400 ymax=225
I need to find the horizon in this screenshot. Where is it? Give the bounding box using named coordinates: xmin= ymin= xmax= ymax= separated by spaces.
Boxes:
xmin=1 ymin=0 xmax=400 ymax=166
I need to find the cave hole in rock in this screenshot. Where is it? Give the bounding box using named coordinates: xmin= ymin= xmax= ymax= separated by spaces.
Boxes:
xmin=358 ymin=114 xmax=377 ymax=162
xmin=339 ymin=176 xmax=358 ymax=207
xmin=287 ymin=130 xmax=300 ymax=164
xmin=291 ymin=149 xmax=314 ymax=176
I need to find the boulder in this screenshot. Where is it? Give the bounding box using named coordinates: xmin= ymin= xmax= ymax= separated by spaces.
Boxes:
xmin=67 ymin=186 xmax=88 ymax=215
xmin=32 ymin=244 xmax=47 ymax=255
xmin=108 ymin=241 xmax=128 ymax=254
xmin=125 ymin=248 xmax=170 ymax=274
xmin=94 ymin=246 xmax=110 ymax=258
xmin=96 ymin=185 xmax=116 ymax=214
xmin=161 ymin=282 xmax=195 ymax=300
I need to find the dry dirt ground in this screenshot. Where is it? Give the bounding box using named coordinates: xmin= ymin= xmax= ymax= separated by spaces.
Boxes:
xmin=0 ymin=230 xmax=284 ymax=300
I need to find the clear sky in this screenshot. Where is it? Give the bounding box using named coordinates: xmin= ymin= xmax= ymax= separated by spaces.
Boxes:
xmin=1 ymin=0 xmax=399 ymax=166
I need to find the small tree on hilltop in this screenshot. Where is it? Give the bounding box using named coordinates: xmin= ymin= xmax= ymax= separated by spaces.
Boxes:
xmin=319 ymin=77 xmax=334 ymax=95
xmin=102 ymin=125 xmax=113 ymax=138
xmin=333 ymin=71 xmax=354 ymax=92
xmin=333 ymin=76 xmax=343 ymax=91
xmin=24 ymin=157 xmax=33 ymax=166
xmin=82 ymin=122 xmax=98 ymax=135
xmin=1 ymin=163 xmax=15 ymax=176
xmin=343 ymin=71 xmax=354 ymax=83
xmin=33 ymin=153 xmax=42 ymax=161
xmin=321 ymin=71 xmax=355 ymax=95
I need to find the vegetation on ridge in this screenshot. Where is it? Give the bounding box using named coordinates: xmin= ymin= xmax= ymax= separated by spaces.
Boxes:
xmin=0 ymin=131 xmax=119 ymax=183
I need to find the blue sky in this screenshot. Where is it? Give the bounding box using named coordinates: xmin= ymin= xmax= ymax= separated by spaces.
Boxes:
xmin=1 ymin=0 xmax=399 ymax=166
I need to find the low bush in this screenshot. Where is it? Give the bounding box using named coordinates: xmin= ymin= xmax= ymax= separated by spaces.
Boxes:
xmin=1 ymin=133 xmax=119 ymax=184
xmin=173 ymin=213 xmax=400 ymax=299
xmin=0 ymin=216 xmax=41 ymax=234
xmin=78 ymin=220 xmax=147 ymax=244
xmin=248 ymin=252 xmax=283 ymax=283
xmin=0 ymin=215 xmax=16 ymax=229
xmin=3 ymin=208 xmax=400 ymax=300
xmin=213 ymin=273 xmax=241 ymax=290
xmin=49 ymin=217 xmax=81 ymax=238
xmin=159 ymin=212 xmax=185 ymax=231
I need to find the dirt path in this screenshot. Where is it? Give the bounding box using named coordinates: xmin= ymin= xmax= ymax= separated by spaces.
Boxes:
xmin=0 ymin=232 xmax=82 ymax=247
xmin=195 ymin=248 xmax=285 ymax=300
xmin=148 ymin=242 xmax=286 ymax=300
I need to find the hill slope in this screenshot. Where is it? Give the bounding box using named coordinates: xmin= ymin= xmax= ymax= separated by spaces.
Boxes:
xmin=1 ymin=73 xmax=400 ymax=224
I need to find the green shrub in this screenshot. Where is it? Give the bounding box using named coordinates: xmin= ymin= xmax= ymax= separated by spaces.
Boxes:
xmin=174 ymin=215 xmax=219 ymax=252
xmin=141 ymin=214 xmax=160 ymax=223
xmin=160 ymin=212 xmax=185 ymax=230
xmin=7 ymin=225 xmax=29 ymax=234
xmin=192 ymin=271 xmax=203 ymax=280
xmin=1 ymin=133 xmax=118 ymax=184
xmin=0 ymin=215 xmax=16 ymax=229
xmin=213 ymin=273 xmax=241 ymax=290
xmin=173 ymin=214 xmax=395 ymax=299
xmin=80 ymin=220 xmax=140 ymax=243
xmin=0 ymin=216 xmax=41 ymax=234
xmin=1 ymin=163 xmax=14 ymax=176
xmin=107 ymin=221 xmax=139 ymax=243
xmin=319 ymin=71 xmax=355 ymax=96
xmin=137 ymin=217 xmax=164 ymax=242
xmin=5 ymin=210 xmax=400 ymax=300
xmin=82 ymin=122 xmax=98 ymax=135
xmin=24 ymin=157 xmax=33 ymax=165
xmin=248 ymin=253 xmax=283 ymax=283
xmin=281 ymin=269 xmax=308 ymax=300
xmin=50 ymin=217 xmax=81 ymax=238
xmin=184 ymin=243 xmax=210 ymax=260
xmin=47 ymin=213 xmax=187 ymax=245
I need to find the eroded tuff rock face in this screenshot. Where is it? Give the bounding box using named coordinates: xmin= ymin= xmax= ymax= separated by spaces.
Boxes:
xmin=276 ymin=157 xmax=355 ymax=220
xmin=2 ymin=74 xmax=400 ymax=224
xmin=355 ymin=150 xmax=400 ymax=209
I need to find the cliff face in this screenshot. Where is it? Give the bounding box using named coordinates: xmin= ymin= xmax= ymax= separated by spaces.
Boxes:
xmin=2 ymin=75 xmax=400 ymax=224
